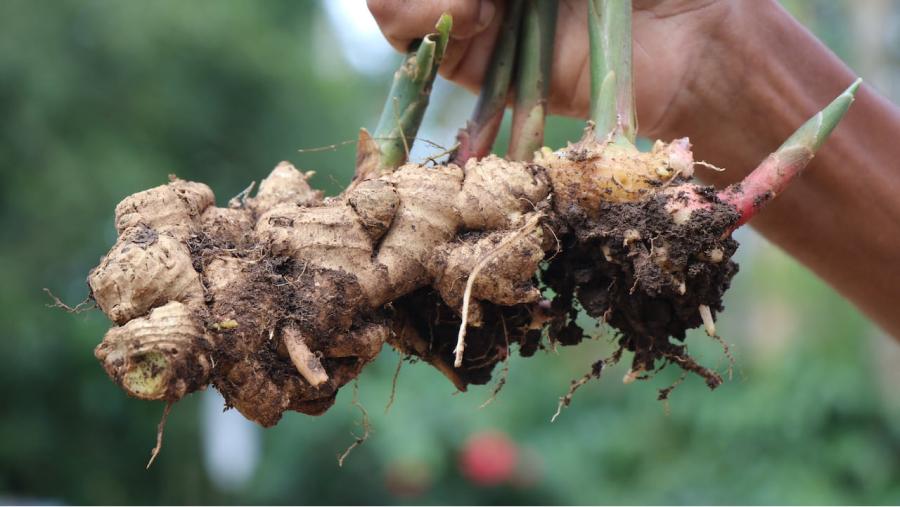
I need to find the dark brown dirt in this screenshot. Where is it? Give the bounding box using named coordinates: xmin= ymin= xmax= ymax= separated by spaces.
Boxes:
xmin=753 ymin=190 xmax=775 ymax=212
xmin=187 ymin=215 xmax=388 ymax=427
xmin=390 ymin=288 xmax=543 ymax=390
xmin=542 ymin=182 xmax=740 ymax=387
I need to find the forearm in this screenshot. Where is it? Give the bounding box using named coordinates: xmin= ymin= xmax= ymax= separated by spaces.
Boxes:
xmin=665 ymin=0 xmax=900 ymax=337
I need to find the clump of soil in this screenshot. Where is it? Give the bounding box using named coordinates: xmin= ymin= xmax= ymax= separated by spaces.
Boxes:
xmin=543 ymin=181 xmax=740 ymax=387
xmin=390 ymin=288 xmax=543 ymax=390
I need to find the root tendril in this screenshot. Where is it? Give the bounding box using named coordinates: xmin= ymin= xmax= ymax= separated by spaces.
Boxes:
xmin=146 ymin=401 xmax=173 ymax=470
xmin=454 ymin=215 xmax=542 ymax=367
xmin=337 ymin=382 xmax=371 ymax=468
xmin=43 ymin=288 xmax=93 ymax=313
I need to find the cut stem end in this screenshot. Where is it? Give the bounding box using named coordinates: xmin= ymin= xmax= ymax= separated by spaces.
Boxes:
xmin=370 ymin=13 xmax=453 ymax=174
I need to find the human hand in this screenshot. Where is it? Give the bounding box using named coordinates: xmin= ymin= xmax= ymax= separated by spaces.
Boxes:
xmin=366 ymin=0 xmax=740 ymax=140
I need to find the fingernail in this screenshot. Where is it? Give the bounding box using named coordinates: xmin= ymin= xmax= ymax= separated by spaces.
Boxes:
xmin=477 ymin=0 xmax=497 ymax=32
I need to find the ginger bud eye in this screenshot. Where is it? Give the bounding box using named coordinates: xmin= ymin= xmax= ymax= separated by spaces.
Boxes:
xmin=121 ymin=351 xmax=171 ymax=399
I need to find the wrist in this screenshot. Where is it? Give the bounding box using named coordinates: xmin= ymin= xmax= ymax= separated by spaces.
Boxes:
xmin=657 ymin=0 xmax=856 ymax=181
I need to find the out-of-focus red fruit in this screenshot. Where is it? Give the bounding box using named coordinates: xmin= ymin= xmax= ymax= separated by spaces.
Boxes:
xmin=459 ymin=430 xmax=519 ymax=486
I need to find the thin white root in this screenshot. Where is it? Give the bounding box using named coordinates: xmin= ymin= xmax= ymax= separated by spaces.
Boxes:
xmin=43 ymin=288 xmax=94 ymax=313
xmin=699 ymin=304 xmax=716 ymax=337
xmin=227 ymin=180 xmax=256 ymax=208
xmin=146 ymin=401 xmax=173 ymax=469
xmin=384 ymin=354 xmax=404 ymax=414
xmin=551 ymin=374 xmax=591 ymax=423
xmin=337 ymin=381 xmax=370 ymax=467
xmin=283 ymin=327 xmax=329 ymax=387
xmin=694 ymin=160 xmax=726 ymax=172
xmin=658 ymin=372 xmax=688 ymax=415
xmin=711 ymin=334 xmax=735 ymax=381
xmin=454 ymin=214 xmax=542 ymax=368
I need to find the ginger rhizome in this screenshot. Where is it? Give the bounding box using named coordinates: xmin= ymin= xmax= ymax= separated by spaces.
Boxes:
xmin=83 ymin=4 xmax=860 ymax=432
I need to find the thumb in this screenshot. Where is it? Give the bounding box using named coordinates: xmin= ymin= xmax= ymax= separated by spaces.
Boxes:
xmin=367 ymin=0 xmax=497 ymax=51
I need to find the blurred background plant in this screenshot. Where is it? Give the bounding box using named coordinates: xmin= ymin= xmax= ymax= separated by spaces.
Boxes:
xmin=2 ymin=0 xmax=899 ymax=504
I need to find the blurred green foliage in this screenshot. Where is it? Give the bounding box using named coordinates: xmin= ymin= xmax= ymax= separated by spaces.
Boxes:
xmin=1 ymin=0 xmax=899 ymax=504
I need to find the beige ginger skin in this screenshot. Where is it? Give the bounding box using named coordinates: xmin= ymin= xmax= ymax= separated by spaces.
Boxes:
xmin=88 ymin=142 xmax=707 ymax=426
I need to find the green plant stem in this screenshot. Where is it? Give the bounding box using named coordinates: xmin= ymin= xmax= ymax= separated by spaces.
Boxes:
xmin=454 ymin=1 xmax=524 ymax=164
xmin=588 ymin=0 xmax=636 ymax=145
xmin=507 ymin=0 xmax=557 ymax=162
xmin=372 ymin=14 xmax=452 ymax=173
